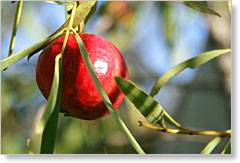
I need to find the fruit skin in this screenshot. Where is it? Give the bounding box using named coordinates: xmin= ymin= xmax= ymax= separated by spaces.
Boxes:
xmin=36 ymin=33 xmax=128 ymax=120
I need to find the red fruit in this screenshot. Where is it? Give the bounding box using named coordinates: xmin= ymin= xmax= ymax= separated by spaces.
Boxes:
xmin=36 ymin=33 xmax=128 ymax=120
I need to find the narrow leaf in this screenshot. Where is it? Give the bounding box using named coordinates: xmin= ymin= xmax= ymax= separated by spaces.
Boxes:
xmin=1 ymin=31 xmax=63 ymax=71
xmin=115 ymin=76 xmax=187 ymax=130
xmin=35 ymin=55 xmax=61 ymax=135
xmin=221 ymin=137 xmax=231 ymax=154
xmin=40 ymin=54 xmax=62 ymax=154
xmin=72 ymin=29 xmax=145 ymax=154
xmin=150 ymin=49 xmax=231 ymax=97
xmin=180 ymin=1 xmax=221 ymax=17
xmin=161 ymin=3 xmax=175 ymax=48
xmin=8 ymin=1 xmax=23 ymax=58
xmin=40 ymin=99 xmax=60 ymax=154
xmin=200 ymin=136 xmax=223 ymax=154
xmin=115 ymin=77 xmax=164 ymax=124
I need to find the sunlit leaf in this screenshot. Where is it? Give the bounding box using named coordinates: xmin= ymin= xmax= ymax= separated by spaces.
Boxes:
xmin=1 ymin=31 xmax=63 ymax=70
xmin=150 ymin=49 xmax=231 ymax=97
xmin=8 ymin=1 xmax=23 ymax=58
xmin=200 ymin=136 xmax=223 ymax=154
xmin=51 ymin=1 xmax=96 ymax=36
xmin=180 ymin=1 xmax=221 ymax=17
xmin=72 ymin=1 xmax=96 ymax=28
xmin=72 ymin=29 xmax=145 ymax=154
xmin=221 ymin=138 xmax=231 ymax=154
xmin=84 ymin=1 xmax=97 ymax=25
xmin=115 ymin=77 xmax=164 ymax=124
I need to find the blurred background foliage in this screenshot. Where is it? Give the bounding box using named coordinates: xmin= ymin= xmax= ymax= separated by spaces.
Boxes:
xmin=1 ymin=1 xmax=231 ymax=154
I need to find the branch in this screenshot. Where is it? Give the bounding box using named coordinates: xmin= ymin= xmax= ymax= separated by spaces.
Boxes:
xmin=139 ymin=121 xmax=231 ymax=137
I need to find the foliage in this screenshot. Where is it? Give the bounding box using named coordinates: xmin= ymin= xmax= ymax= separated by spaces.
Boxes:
xmin=150 ymin=49 xmax=231 ymax=97
xmin=200 ymin=137 xmax=223 ymax=154
xmin=1 ymin=1 xmax=231 ymax=154
xmin=180 ymin=1 xmax=221 ymax=17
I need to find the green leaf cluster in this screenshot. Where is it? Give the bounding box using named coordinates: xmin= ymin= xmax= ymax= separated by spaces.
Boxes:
xmin=115 ymin=49 xmax=231 ymax=154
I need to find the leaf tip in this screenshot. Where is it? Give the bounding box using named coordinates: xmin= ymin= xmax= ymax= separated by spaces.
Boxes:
xmin=114 ymin=76 xmax=123 ymax=84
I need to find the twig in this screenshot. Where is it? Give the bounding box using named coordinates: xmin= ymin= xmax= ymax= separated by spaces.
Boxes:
xmin=139 ymin=121 xmax=231 ymax=137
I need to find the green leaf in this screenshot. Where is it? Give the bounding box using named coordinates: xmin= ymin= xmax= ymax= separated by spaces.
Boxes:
xmin=115 ymin=76 xmax=188 ymax=130
xmin=200 ymin=136 xmax=224 ymax=154
xmin=115 ymin=77 xmax=164 ymax=124
xmin=8 ymin=1 xmax=23 ymax=58
xmin=180 ymin=1 xmax=221 ymax=17
xmin=39 ymin=54 xmax=62 ymax=154
xmin=221 ymin=138 xmax=231 ymax=154
xmin=150 ymin=49 xmax=231 ymax=97
xmin=1 ymin=30 xmax=64 ymax=71
xmin=36 ymin=54 xmax=62 ymax=134
xmin=40 ymin=100 xmax=60 ymax=154
xmin=72 ymin=29 xmax=145 ymax=154
xmin=161 ymin=3 xmax=175 ymax=48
